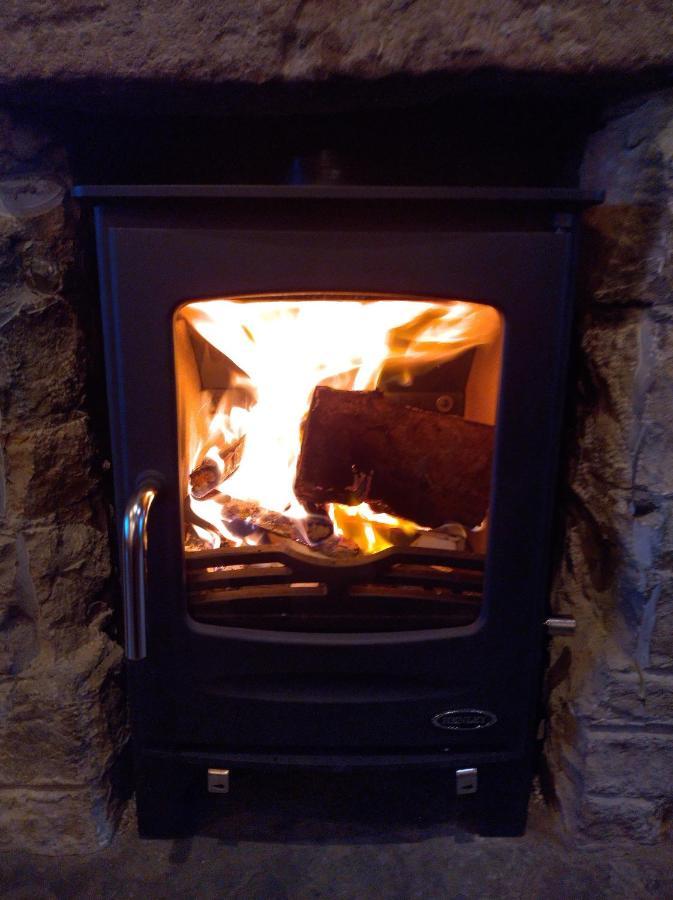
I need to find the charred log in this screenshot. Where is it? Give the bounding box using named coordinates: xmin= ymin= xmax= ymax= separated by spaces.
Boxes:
xmin=294 ymin=386 xmax=494 ymax=528
xmin=300 ymin=515 xmax=334 ymax=544
xmin=215 ymin=495 xmax=333 ymax=547
xmin=189 ymin=435 xmax=245 ymax=499
xmin=220 ymin=434 xmax=245 ymax=480
xmin=189 ymin=458 xmax=220 ymax=499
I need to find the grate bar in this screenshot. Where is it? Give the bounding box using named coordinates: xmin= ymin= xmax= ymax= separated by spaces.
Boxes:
xmin=189 ymin=565 xmax=482 ymax=594
xmin=185 ymin=544 xmax=485 ymax=632
xmin=185 ymin=544 xmax=484 ymax=571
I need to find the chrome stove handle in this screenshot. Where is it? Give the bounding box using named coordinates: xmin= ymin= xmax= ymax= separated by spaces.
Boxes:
xmin=122 ymin=479 xmax=159 ymax=661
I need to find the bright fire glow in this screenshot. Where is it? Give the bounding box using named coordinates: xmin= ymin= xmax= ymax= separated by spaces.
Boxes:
xmin=176 ymin=295 xmax=501 ymax=554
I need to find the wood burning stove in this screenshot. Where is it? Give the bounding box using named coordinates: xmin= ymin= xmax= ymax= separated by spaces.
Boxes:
xmin=75 ymin=184 xmax=598 ymax=836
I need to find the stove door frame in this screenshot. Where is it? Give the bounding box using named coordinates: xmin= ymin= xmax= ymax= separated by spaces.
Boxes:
xmin=85 ymin=187 xmax=589 ymax=833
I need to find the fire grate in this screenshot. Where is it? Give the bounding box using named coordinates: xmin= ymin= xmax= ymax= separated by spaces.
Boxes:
xmin=186 ymin=545 xmax=484 ymax=632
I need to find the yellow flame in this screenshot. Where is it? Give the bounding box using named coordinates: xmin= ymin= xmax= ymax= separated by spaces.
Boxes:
xmin=330 ymin=502 xmax=422 ymax=554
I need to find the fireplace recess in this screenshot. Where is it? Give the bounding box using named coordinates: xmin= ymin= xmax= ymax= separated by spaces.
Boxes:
xmin=75 ymin=184 xmax=600 ymax=837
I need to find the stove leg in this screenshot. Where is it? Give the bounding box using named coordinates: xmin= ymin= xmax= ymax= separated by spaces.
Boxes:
xmin=473 ymin=762 xmax=531 ymax=837
xmin=135 ymin=755 xmax=197 ymax=838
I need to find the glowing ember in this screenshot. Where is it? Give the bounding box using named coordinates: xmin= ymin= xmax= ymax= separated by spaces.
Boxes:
xmin=174 ymin=294 xmax=502 ymax=555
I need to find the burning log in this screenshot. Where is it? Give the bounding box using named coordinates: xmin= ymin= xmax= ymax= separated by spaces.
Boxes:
xmin=184 ymin=529 xmax=215 ymax=553
xmin=312 ymin=534 xmax=360 ymax=558
xmin=294 ymin=387 xmax=494 ymax=528
xmin=214 ymin=495 xmax=334 ymax=547
xmin=301 ymin=515 xmax=334 ymax=544
xmin=189 ymin=436 xmax=245 ymax=499
xmin=220 ymin=434 xmax=245 ymax=480
xmin=189 ymin=458 xmax=220 ymax=499
xmin=411 ymin=523 xmax=467 ymax=552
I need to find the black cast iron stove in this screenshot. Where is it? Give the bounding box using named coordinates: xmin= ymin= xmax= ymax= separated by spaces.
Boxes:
xmin=75 ymin=183 xmax=598 ymax=836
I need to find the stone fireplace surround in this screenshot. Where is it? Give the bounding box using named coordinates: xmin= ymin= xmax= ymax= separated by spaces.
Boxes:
xmin=1 ymin=4 xmax=673 ymax=854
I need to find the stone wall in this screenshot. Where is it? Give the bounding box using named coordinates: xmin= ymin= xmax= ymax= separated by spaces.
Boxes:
xmin=0 ymin=112 xmax=126 ymax=853
xmin=0 ymin=1 xmax=672 ymax=90
xmin=546 ymin=90 xmax=673 ymax=843
xmin=2 ymin=85 xmax=673 ymax=852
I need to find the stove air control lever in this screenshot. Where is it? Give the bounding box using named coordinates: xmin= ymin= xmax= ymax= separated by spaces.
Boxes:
xmin=122 ymin=477 xmax=160 ymax=661
xmin=544 ymin=616 xmax=577 ymax=636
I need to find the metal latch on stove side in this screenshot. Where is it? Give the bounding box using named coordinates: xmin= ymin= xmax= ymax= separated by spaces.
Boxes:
xmin=544 ymin=615 xmax=576 ymax=636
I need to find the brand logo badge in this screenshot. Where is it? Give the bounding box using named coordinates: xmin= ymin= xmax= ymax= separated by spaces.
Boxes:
xmin=431 ymin=709 xmax=497 ymax=731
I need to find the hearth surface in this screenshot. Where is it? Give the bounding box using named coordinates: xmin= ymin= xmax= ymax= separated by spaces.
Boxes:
xmin=1 ymin=791 xmax=670 ymax=900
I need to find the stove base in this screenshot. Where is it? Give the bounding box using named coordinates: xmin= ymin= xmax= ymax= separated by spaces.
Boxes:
xmin=133 ymin=751 xmax=531 ymax=839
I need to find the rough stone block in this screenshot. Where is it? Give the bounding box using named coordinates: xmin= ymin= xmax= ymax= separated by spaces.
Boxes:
xmin=0 ymin=534 xmax=38 ymax=676
xmin=583 ymin=729 xmax=673 ymax=801
xmin=0 ymin=533 xmax=16 ymax=604
xmin=650 ymin=589 xmax=673 ymax=671
xmin=0 ymin=785 xmax=117 ymax=854
xmin=19 ymin=204 xmax=72 ymax=292
xmin=1 ymin=2 xmax=673 ymax=90
xmin=635 ymin=307 xmax=673 ymax=495
xmin=575 ymin=303 xmax=673 ymax=501
xmin=0 ymin=635 xmax=125 ymax=788
xmin=0 ymin=285 xmax=42 ymax=327
xmin=581 ymin=92 xmax=673 ymax=206
xmin=581 ymin=205 xmax=673 ymax=307
xmin=576 ymin=670 xmax=673 ymax=726
xmin=553 ymin=477 xmax=657 ymax=633
xmin=22 ymin=522 xmax=110 ymax=637
xmin=579 ymin=795 xmax=664 ymax=844
xmin=2 ymin=416 xmax=96 ymax=525
xmin=0 ymin=297 xmax=84 ymax=425
xmin=0 ymin=192 xmax=69 ymax=287
xmin=627 ymin=498 xmax=673 ymax=581
xmin=573 ymin=307 xmax=642 ymax=490
xmin=578 ymin=93 xmax=673 ymax=359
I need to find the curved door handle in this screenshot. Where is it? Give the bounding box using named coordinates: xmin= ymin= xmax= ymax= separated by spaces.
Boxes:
xmin=122 ymin=479 xmax=159 ymax=660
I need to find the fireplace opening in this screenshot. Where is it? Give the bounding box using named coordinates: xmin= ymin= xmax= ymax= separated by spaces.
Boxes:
xmin=74 ymin=180 xmax=593 ymax=839
xmin=175 ymin=293 xmax=502 ymax=632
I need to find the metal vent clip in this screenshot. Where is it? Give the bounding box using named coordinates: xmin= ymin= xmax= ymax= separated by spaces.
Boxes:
xmin=207 ymin=768 xmax=230 ymax=794
xmin=456 ymin=767 xmax=478 ymax=795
